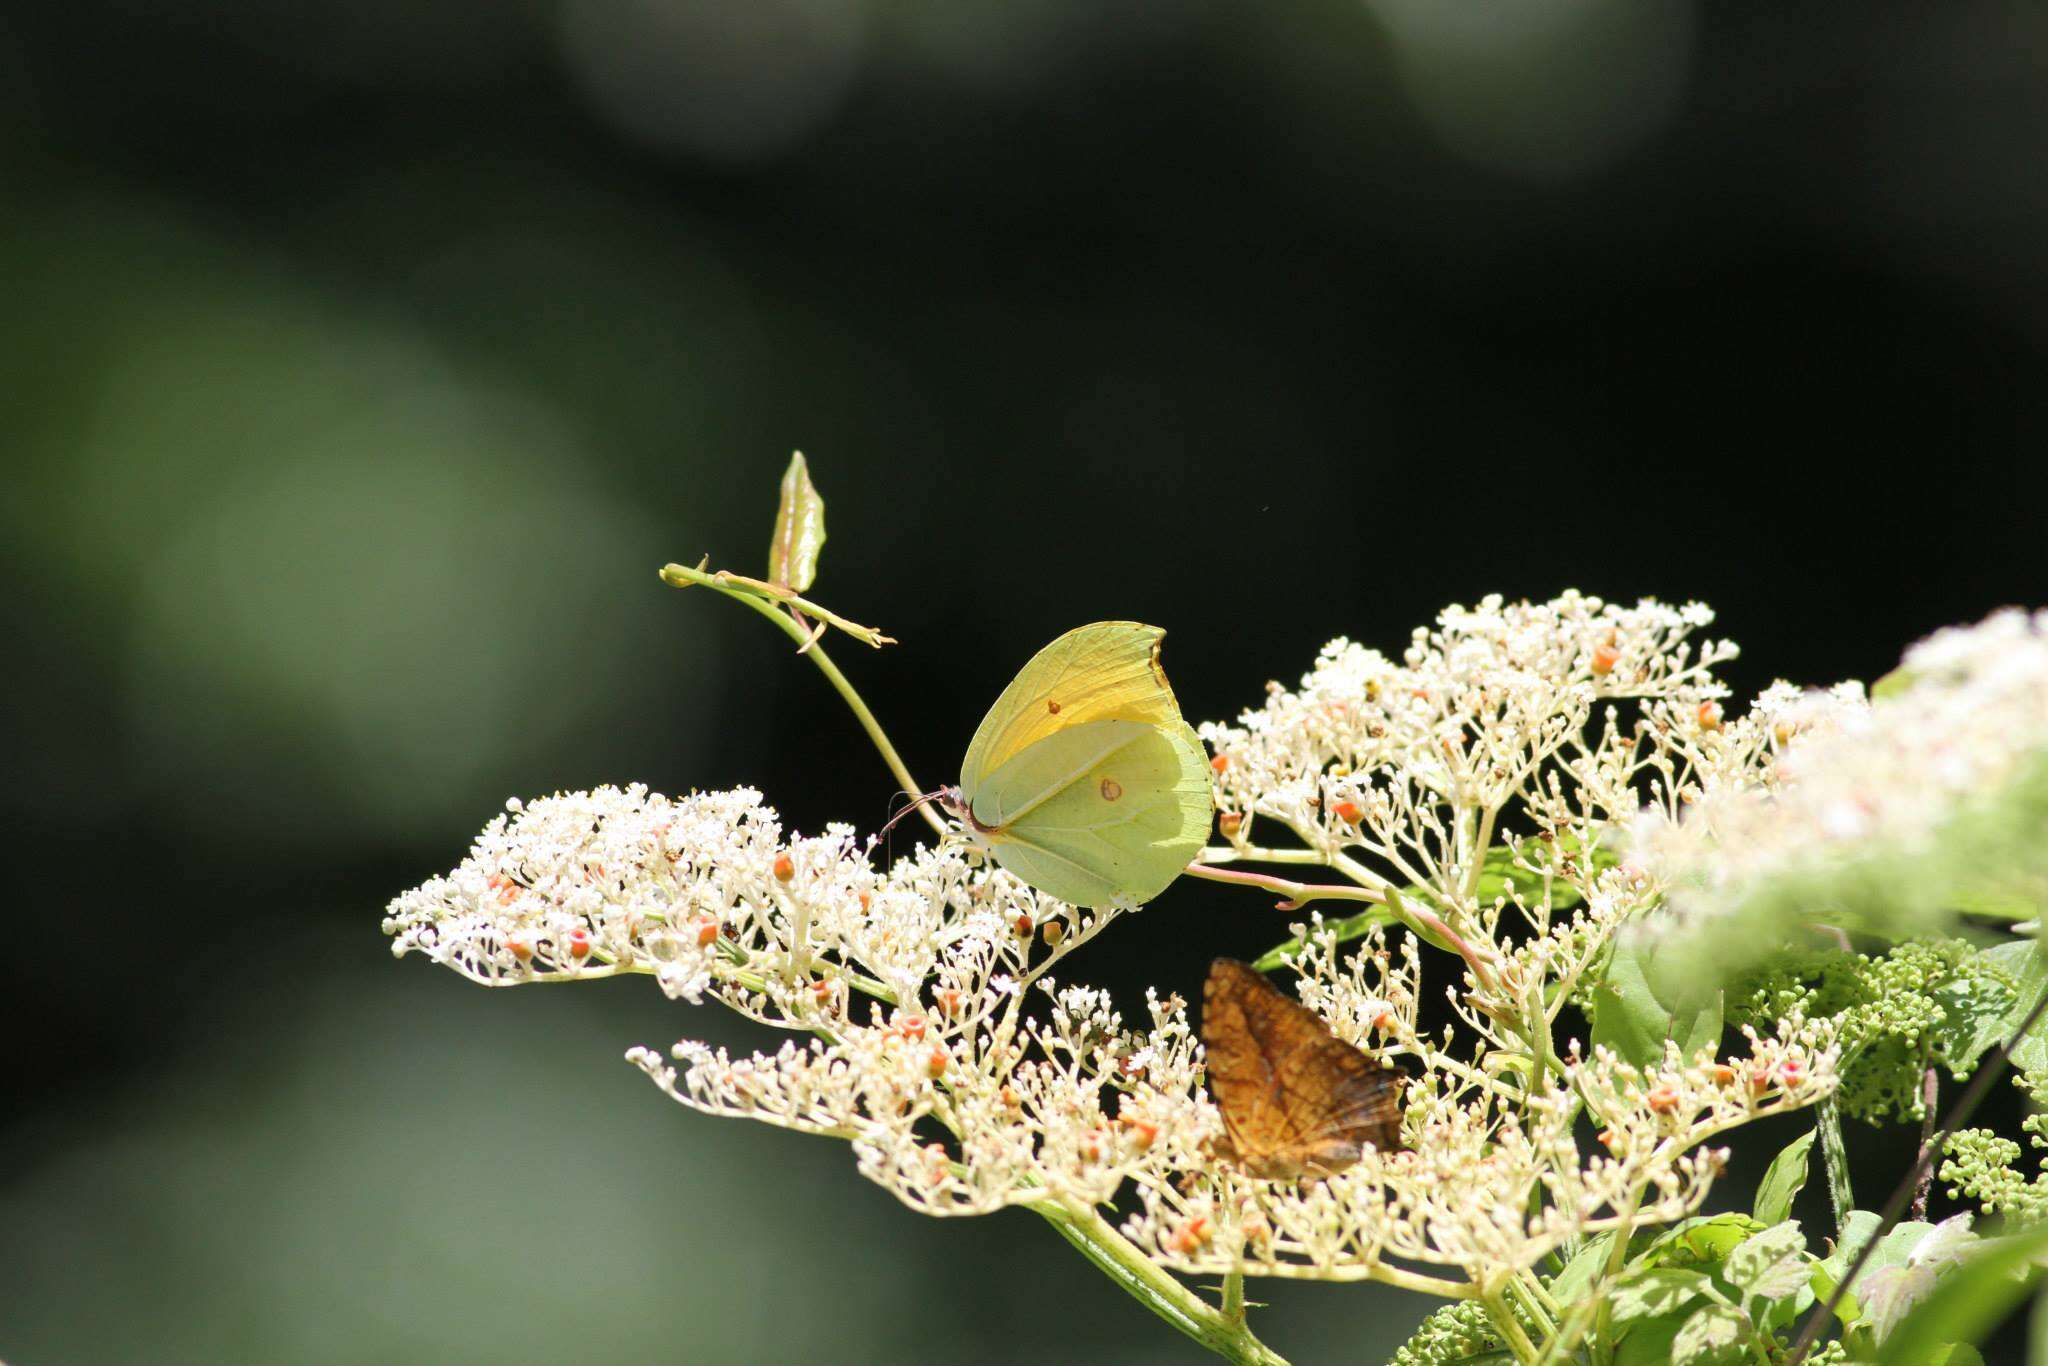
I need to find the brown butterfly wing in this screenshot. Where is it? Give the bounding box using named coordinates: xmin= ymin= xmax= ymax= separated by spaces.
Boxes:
xmin=1201 ymin=959 xmax=1406 ymax=1180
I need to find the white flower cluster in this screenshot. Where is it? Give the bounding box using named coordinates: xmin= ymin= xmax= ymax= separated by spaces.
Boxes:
xmin=383 ymin=783 xmax=1109 ymax=1021
xmin=1199 ymin=592 xmax=1741 ymax=1022
xmin=1633 ymin=607 xmax=2048 ymax=953
xmin=385 ymin=592 xmax=1853 ymax=1302
xmin=1119 ymin=928 xmax=1837 ymax=1288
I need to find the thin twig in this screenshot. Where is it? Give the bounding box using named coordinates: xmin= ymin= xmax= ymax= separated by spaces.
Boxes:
xmin=660 ymin=561 xmax=945 ymax=836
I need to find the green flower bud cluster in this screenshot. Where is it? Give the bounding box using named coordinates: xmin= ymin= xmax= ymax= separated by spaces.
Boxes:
xmin=1729 ymin=939 xmax=2018 ymax=1124
xmin=1940 ymin=1068 xmax=2048 ymax=1226
xmin=1390 ymin=1298 xmax=1535 ymax=1366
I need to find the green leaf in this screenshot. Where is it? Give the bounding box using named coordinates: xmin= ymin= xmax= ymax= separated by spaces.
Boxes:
xmin=1926 ymin=1346 xmax=1987 ymax=1366
xmin=1863 ymin=1216 xmax=1984 ymax=1342
xmin=1548 ymin=1232 xmax=1617 ymax=1304
xmin=1473 ymin=835 xmax=1609 ymax=910
xmin=1249 ymin=907 xmax=1395 ymax=972
xmin=1984 ymin=939 xmax=2048 ymax=1074
xmin=1819 ymin=1210 xmax=1887 ymax=1287
xmin=1614 ymin=1314 xmax=1684 ymax=1366
xmin=1591 ymin=930 xmax=1725 ymax=1070
xmin=1871 ymin=666 xmax=1921 ymax=701
xmin=1879 ymin=1222 xmax=2048 ymax=1364
xmin=766 ymin=451 xmax=826 ymax=592
xmin=1613 ymin=1268 xmax=1717 ymax=1324
xmin=1754 ymin=1129 xmax=1816 ymax=1226
xmin=1725 ymin=1221 xmax=1811 ymax=1303
xmin=1640 ymin=1214 xmax=1768 ymax=1271
xmin=1250 ymin=835 xmax=1617 ymax=970
xmin=1672 ymin=1302 xmax=1748 ymax=1364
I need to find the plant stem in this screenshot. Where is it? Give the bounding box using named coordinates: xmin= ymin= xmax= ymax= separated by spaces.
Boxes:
xmin=1181 ymin=861 xmax=1390 ymax=911
xmin=1815 ymin=1096 xmax=1853 ymax=1236
xmin=1197 ymin=845 xmax=1338 ymax=867
xmin=1590 ymin=1184 xmax=1643 ymax=1354
xmin=1222 ymin=1268 xmax=1246 ymax=1325
xmin=1029 ymin=1201 xmax=1288 ymax=1365
xmin=1912 ymin=1066 xmax=1939 ymax=1222
xmin=661 ymin=561 xmax=945 ymax=836
xmin=1505 ymin=1271 xmax=1557 ymax=1341
xmin=1481 ymin=1285 xmax=1542 ymax=1365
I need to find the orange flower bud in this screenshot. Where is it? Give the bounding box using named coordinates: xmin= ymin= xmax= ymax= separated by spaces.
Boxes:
xmin=1218 ymin=812 xmax=1243 ymax=837
xmin=567 ymin=927 xmax=592 ymax=960
xmin=925 ymin=1047 xmax=948 ymax=1079
xmin=1647 ymin=1086 xmax=1680 ymax=1114
xmin=694 ymin=918 xmax=720 ymax=947
xmin=1591 ymin=644 xmax=1620 ymax=676
xmin=1711 ymin=1064 xmax=1736 ymax=1087
xmin=1332 ymin=800 xmax=1364 ymax=825
xmin=1040 ymin=921 xmax=1066 ymax=947
xmin=773 ymin=853 xmax=795 ymax=882
xmin=1169 ymin=1217 xmax=1211 ymax=1254
xmin=1210 ymin=754 xmax=1230 ymax=774
xmin=1697 ymin=701 xmax=1724 ymax=732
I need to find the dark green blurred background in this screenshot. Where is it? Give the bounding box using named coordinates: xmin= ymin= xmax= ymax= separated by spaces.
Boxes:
xmin=4 ymin=2 xmax=2047 ymax=1362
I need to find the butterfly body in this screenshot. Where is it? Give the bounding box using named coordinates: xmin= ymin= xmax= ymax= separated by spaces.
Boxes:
xmin=1201 ymin=958 xmax=1406 ymax=1180
xmin=951 ymin=623 xmax=1212 ymax=908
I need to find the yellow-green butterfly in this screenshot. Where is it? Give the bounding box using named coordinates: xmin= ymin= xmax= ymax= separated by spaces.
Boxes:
xmin=937 ymin=622 xmax=1213 ymax=908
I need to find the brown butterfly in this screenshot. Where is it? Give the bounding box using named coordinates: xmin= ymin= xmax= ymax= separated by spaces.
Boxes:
xmin=1200 ymin=958 xmax=1407 ymax=1180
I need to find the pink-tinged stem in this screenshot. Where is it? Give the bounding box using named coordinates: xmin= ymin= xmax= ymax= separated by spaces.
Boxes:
xmin=1181 ymin=862 xmax=1386 ymax=911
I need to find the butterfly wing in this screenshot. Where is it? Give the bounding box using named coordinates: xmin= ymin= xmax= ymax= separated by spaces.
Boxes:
xmin=973 ymin=717 xmax=1211 ymax=907
xmin=959 ymin=622 xmax=1184 ymax=793
xmin=1201 ymin=959 xmax=1405 ymax=1180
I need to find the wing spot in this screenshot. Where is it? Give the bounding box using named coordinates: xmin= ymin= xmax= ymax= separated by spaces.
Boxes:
xmin=1100 ymin=777 xmax=1124 ymax=802
xmin=1047 ymin=699 xmax=1062 ymax=715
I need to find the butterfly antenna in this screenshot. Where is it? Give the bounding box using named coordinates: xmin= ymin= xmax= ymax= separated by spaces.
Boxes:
xmin=873 ymin=788 xmax=950 ymax=852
